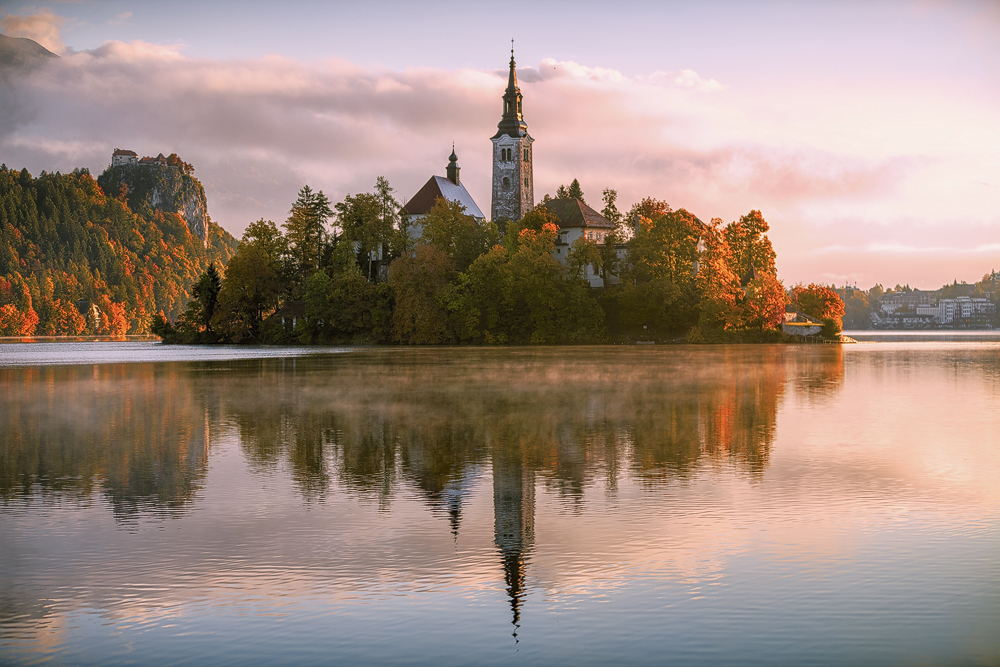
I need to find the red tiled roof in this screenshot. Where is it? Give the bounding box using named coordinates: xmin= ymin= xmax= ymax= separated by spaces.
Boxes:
xmin=541 ymin=198 xmax=616 ymax=229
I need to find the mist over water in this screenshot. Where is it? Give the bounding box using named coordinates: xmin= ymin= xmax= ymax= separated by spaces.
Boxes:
xmin=1 ymin=343 xmax=998 ymax=665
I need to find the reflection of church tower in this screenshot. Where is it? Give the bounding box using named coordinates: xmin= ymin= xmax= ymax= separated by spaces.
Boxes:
xmin=493 ymin=442 xmax=535 ymax=635
xmin=491 ymin=46 xmax=534 ymax=223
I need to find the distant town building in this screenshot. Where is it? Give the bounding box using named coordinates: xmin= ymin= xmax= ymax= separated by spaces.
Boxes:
xmin=938 ymin=297 xmax=995 ymax=325
xmin=878 ymin=290 xmax=935 ymax=314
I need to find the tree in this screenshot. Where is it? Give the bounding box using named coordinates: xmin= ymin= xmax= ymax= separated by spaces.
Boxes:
xmin=243 ymin=218 xmax=288 ymax=265
xmin=553 ymin=178 xmax=586 ymax=203
xmin=419 ymin=198 xmax=498 ymax=272
xmin=213 ymin=244 xmax=282 ymax=342
xmin=724 ymin=210 xmax=776 ymax=279
xmin=566 ymin=237 xmax=602 ymax=280
xmin=791 ymin=283 xmax=846 ymax=338
xmin=694 ymin=227 xmax=742 ymax=335
xmin=284 ymin=185 xmax=333 ymax=279
xmin=389 ymin=244 xmax=456 ymax=344
xmin=600 ymin=188 xmax=623 ymax=227
xmin=191 ymin=264 xmax=221 ymax=335
xmin=518 ymin=205 xmax=560 ymax=233
xmin=447 ymin=245 xmax=511 ymax=343
xmin=335 ymin=186 xmax=399 ymax=282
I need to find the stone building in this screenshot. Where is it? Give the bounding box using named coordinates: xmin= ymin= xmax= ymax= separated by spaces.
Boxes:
xmin=491 ymin=49 xmax=534 ymax=224
xmin=402 ymin=148 xmax=484 ymax=241
xmin=542 ymin=198 xmax=620 ymax=287
xmin=111 ymin=149 xmax=138 ymax=167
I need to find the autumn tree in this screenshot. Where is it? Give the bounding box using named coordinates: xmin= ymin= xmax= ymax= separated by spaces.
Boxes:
xmin=791 ymin=283 xmax=846 ymax=338
xmin=724 ymin=210 xmax=776 ymax=280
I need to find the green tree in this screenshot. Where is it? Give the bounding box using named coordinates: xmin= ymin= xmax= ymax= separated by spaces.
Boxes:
xmin=447 ymin=245 xmax=512 ymax=343
xmin=419 ymin=198 xmax=499 ymax=272
xmin=335 ymin=183 xmax=400 ymax=282
xmin=566 ymin=236 xmax=602 ymax=280
xmin=389 ymin=244 xmax=457 ymax=344
xmin=600 ymin=188 xmax=623 ymax=227
xmin=213 ymin=244 xmax=282 ymax=342
xmin=284 ymin=185 xmax=333 ymax=280
xmin=192 ymin=264 xmax=221 ymax=335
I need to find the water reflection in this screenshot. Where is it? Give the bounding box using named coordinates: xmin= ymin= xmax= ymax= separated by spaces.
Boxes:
xmin=0 ymin=347 xmax=844 ymax=640
xmin=0 ymin=363 xmax=211 ymax=520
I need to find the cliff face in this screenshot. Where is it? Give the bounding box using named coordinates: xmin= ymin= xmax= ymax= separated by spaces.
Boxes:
xmin=98 ymin=163 xmax=209 ymax=245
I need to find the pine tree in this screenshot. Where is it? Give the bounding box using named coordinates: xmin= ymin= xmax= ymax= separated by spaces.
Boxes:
xmin=284 ymin=185 xmax=333 ymax=278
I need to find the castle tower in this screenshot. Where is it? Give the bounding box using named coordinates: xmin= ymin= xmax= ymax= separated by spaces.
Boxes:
xmin=491 ymin=47 xmax=534 ymax=223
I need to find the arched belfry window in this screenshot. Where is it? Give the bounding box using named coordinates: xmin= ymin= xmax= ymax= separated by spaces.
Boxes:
xmin=524 ymin=148 xmax=529 ymax=162
xmin=502 ymin=177 xmax=510 ymax=191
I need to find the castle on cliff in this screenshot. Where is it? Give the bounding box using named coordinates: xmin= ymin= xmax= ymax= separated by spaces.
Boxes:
xmin=111 ymin=149 xmax=194 ymax=175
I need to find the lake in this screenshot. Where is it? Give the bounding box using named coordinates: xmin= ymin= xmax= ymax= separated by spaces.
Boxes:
xmin=1 ymin=341 xmax=998 ymax=665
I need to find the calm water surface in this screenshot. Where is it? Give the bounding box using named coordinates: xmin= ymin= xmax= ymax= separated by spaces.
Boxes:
xmin=1 ymin=342 xmax=998 ymax=665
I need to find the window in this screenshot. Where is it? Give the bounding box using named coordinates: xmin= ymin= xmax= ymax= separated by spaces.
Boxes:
xmin=524 ymin=148 xmax=529 ymax=161
xmin=524 ymin=177 xmax=528 ymax=187
xmin=587 ymin=231 xmax=593 ymax=240
xmin=502 ymin=177 xmax=510 ymax=191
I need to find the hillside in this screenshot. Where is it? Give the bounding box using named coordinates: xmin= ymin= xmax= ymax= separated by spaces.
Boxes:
xmin=0 ymin=165 xmax=238 ymax=335
xmin=0 ymin=33 xmax=58 ymax=72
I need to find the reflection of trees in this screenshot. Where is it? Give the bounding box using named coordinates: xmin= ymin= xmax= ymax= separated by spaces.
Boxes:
xmin=0 ymin=364 xmax=210 ymax=519
xmin=791 ymin=346 xmax=845 ymax=402
xmin=0 ymin=347 xmax=807 ymax=525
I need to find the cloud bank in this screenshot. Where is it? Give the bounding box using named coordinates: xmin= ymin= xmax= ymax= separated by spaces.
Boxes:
xmin=1 ymin=31 xmax=997 ymax=288
xmin=0 ymin=10 xmax=66 ymax=54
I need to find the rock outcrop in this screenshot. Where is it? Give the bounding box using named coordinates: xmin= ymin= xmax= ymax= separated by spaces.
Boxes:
xmin=98 ymin=158 xmax=209 ymax=245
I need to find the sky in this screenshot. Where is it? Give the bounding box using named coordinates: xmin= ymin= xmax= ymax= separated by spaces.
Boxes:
xmin=0 ymin=0 xmax=998 ymax=289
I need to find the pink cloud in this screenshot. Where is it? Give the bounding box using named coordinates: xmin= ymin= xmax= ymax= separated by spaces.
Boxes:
xmin=0 ymin=41 xmax=996 ymax=288
xmin=0 ymin=9 xmax=66 ymax=54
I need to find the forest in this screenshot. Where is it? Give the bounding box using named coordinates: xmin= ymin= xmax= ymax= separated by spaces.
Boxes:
xmin=0 ymin=165 xmax=238 ymax=336
xmin=153 ymin=177 xmax=845 ymax=345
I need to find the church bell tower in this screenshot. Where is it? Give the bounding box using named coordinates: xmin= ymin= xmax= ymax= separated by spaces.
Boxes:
xmin=491 ymin=46 xmax=534 ymax=224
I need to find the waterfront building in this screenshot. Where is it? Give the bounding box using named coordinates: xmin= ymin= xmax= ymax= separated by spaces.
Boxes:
xmin=938 ymin=296 xmax=996 ymax=326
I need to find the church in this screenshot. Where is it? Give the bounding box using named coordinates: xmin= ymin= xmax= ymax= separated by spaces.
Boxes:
xmin=403 ymin=48 xmax=617 ymax=285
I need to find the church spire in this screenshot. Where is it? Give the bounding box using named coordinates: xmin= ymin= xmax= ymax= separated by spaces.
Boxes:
xmin=446 ymin=143 xmax=460 ymax=185
xmin=491 ymin=44 xmax=534 ymax=223
xmin=495 ymin=42 xmax=527 ymax=138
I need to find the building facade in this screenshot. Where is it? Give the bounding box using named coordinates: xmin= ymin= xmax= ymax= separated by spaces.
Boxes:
xmin=491 ymin=50 xmax=534 ymax=224
xmin=111 ymin=149 xmax=138 ymax=167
